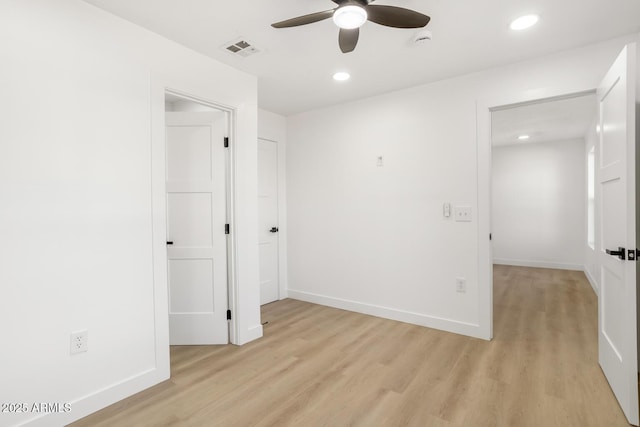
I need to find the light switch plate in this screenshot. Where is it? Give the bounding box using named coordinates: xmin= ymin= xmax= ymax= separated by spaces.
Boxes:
xmin=455 ymin=206 xmax=472 ymax=222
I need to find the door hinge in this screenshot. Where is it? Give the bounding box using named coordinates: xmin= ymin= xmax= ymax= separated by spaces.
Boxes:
xmin=224 ymin=137 xmax=229 ymax=148
xmin=225 ymin=224 xmax=230 ymax=235
xmin=226 ymin=309 xmax=231 ymax=320
xmin=489 ymin=233 xmax=492 ymax=241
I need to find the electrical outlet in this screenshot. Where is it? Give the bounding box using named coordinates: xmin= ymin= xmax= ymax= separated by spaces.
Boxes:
xmin=456 ymin=277 xmax=467 ymax=293
xmin=70 ymin=330 xmax=88 ymax=355
xmin=454 ymin=206 xmax=472 ymax=222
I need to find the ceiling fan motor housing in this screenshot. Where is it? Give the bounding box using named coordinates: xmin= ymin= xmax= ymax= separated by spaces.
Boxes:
xmin=333 ymin=0 xmax=373 ymax=5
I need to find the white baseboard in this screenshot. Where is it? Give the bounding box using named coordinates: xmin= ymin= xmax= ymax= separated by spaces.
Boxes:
xmin=287 ymin=289 xmax=483 ymax=340
xmin=25 ymin=322 xmax=263 ymax=426
xmin=25 ymin=366 xmax=168 ymax=427
xmin=238 ymin=324 xmax=263 ymax=345
xmin=583 ymin=267 xmax=599 ymax=296
xmin=493 ymin=258 xmax=583 ymax=271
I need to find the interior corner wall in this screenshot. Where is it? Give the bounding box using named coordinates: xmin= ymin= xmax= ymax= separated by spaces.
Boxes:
xmin=0 ymin=1 xmax=259 ymax=426
xmin=492 ymin=139 xmax=586 ymax=270
xmin=585 ymin=119 xmax=600 ymax=293
xmin=258 ymin=109 xmax=287 ymax=143
xmin=286 ymin=35 xmax=636 ymax=339
xmin=258 ymin=109 xmax=289 ymax=300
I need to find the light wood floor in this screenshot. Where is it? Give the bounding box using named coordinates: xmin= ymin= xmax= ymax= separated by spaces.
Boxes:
xmin=70 ymin=266 xmax=630 ymax=426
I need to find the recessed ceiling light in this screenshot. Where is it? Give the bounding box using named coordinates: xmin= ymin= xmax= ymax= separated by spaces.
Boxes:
xmin=333 ymin=5 xmax=368 ymax=29
xmin=518 ymin=135 xmax=530 ymax=140
xmin=510 ymin=14 xmax=539 ymax=31
xmin=333 ymin=72 xmax=350 ymax=81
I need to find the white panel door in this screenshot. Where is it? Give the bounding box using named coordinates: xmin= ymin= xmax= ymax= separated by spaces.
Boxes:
xmin=598 ymin=44 xmax=638 ymax=426
xmin=258 ymin=138 xmax=279 ymax=305
xmin=166 ymin=111 xmax=228 ymax=345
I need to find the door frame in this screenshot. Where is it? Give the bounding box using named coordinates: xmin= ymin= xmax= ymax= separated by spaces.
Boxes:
xmin=164 ymin=88 xmax=239 ymax=344
xmin=165 ymin=106 xmax=230 ymax=345
xmin=150 ymin=83 xmax=240 ymax=376
xmin=476 ymin=88 xmax=596 ymax=340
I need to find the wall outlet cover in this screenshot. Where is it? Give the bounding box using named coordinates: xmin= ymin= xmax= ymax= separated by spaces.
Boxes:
xmin=70 ymin=330 xmax=88 ymax=355
xmin=454 ymin=206 xmax=472 ymax=222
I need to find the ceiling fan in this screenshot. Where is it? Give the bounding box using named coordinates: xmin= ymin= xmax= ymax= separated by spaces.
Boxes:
xmin=271 ymin=0 xmax=431 ymax=53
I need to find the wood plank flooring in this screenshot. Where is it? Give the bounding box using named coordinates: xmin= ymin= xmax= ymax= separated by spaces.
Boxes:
xmin=69 ymin=266 xmax=630 ymax=426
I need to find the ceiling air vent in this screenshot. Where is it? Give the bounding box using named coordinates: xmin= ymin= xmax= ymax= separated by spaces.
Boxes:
xmin=222 ymin=38 xmax=261 ymax=58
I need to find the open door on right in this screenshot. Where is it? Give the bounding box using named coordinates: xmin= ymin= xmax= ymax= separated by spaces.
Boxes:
xmin=597 ymin=43 xmax=639 ymax=426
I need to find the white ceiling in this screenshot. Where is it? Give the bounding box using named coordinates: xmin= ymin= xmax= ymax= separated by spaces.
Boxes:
xmin=491 ymin=94 xmax=597 ymax=147
xmin=83 ymin=0 xmax=640 ymax=116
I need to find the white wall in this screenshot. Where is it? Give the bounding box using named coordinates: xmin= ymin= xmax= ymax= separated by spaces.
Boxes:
xmin=286 ymin=35 xmax=637 ymax=340
xmin=492 ymin=139 xmax=586 ymax=270
xmin=259 ymin=109 xmax=287 ymax=143
xmin=258 ymin=109 xmax=288 ymax=302
xmin=0 ymin=1 xmax=259 ymax=426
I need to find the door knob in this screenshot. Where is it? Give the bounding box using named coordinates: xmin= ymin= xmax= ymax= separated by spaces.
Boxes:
xmin=269 ymin=227 xmax=279 ymax=233
xmin=166 ymin=241 xmax=174 ymax=245
xmin=606 ymin=246 xmax=626 ymax=260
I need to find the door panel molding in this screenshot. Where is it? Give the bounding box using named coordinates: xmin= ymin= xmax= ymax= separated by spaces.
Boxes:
xmin=166 ymin=110 xmax=228 ymax=345
xmin=597 ymin=43 xmax=638 ymax=426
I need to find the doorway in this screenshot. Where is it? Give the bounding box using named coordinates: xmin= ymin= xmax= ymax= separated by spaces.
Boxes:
xmin=489 ymin=92 xmax=637 ymax=421
xmin=164 ymin=92 xmax=232 ymax=346
xmin=258 ymin=138 xmax=280 ymax=305
xmin=478 ymin=43 xmax=639 ymax=426
xmin=490 ymin=94 xmax=596 ymax=272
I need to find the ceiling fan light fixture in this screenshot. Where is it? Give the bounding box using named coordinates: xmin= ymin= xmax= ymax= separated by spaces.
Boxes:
xmin=510 ymin=14 xmax=539 ymax=31
xmin=333 ymin=5 xmax=368 ymax=29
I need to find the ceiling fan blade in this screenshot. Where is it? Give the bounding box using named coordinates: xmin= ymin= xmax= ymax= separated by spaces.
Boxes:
xmin=271 ymin=9 xmax=335 ymax=28
xmin=339 ymin=28 xmax=359 ymax=53
xmin=365 ymin=5 xmax=430 ymax=28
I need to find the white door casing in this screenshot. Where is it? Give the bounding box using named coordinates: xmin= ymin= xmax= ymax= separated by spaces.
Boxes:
xmin=258 ymin=138 xmax=280 ymax=305
xmin=166 ymin=111 xmax=229 ymax=345
xmin=597 ymin=44 xmax=638 ymax=426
